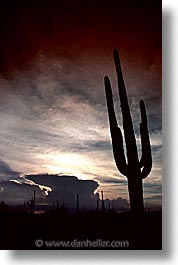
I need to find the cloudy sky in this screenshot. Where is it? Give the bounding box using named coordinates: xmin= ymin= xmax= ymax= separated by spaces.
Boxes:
xmin=0 ymin=0 xmax=161 ymax=206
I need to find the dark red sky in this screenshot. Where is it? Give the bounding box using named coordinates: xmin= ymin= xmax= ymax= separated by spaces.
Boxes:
xmin=0 ymin=0 xmax=161 ymax=75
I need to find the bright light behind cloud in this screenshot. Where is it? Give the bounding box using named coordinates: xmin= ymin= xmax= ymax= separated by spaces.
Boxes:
xmin=38 ymin=152 xmax=95 ymax=180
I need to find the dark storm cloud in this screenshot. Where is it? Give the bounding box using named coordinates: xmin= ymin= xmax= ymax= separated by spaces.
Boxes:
xmin=0 ymin=160 xmax=20 ymax=180
xmin=0 ymin=180 xmax=46 ymax=204
xmin=25 ymin=173 xmax=131 ymax=209
xmin=26 ymin=174 xmax=99 ymax=209
xmin=0 ymin=172 xmax=131 ymax=209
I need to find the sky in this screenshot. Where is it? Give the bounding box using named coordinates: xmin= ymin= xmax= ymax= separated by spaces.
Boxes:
xmin=0 ymin=0 xmax=162 ymax=206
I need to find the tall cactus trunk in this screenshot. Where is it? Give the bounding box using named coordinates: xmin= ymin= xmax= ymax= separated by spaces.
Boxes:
xmin=104 ymin=49 xmax=152 ymax=214
xmin=128 ymin=174 xmax=144 ymax=213
xmin=101 ymin=190 xmax=105 ymax=212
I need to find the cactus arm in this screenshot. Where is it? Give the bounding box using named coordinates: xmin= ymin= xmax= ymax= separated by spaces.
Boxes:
xmin=104 ymin=76 xmax=118 ymax=130
xmin=104 ymin=50 xmax=152 ymax=213
xmin=104 ymin=76 xmax=128 ymax=176
xmin=139 ymin=100 xmax=152 ymax=178
xmin=113 ymin=49 xmax=139 ymax=166
xmin=113 ymin=49 xmax=129 ymax=108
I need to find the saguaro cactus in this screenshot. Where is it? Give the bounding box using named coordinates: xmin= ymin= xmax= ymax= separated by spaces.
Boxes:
xmin=104 ymin=49 xmax=152 ymax=213
xmin=101 ymin=190 xmax=105 ymax=212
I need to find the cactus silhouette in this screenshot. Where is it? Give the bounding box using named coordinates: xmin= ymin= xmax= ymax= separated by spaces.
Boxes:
xmin=104 ymin=49 xmax=152 ymax=213
xmin=101 ymin=190 xmax=105 ymax=212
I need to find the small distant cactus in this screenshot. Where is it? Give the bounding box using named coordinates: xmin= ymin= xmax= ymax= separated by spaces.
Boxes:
xmin=104 ymin=49 xmax=152 ymax=213
xmin=101 ymin=191 xmax=105 ymax=212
